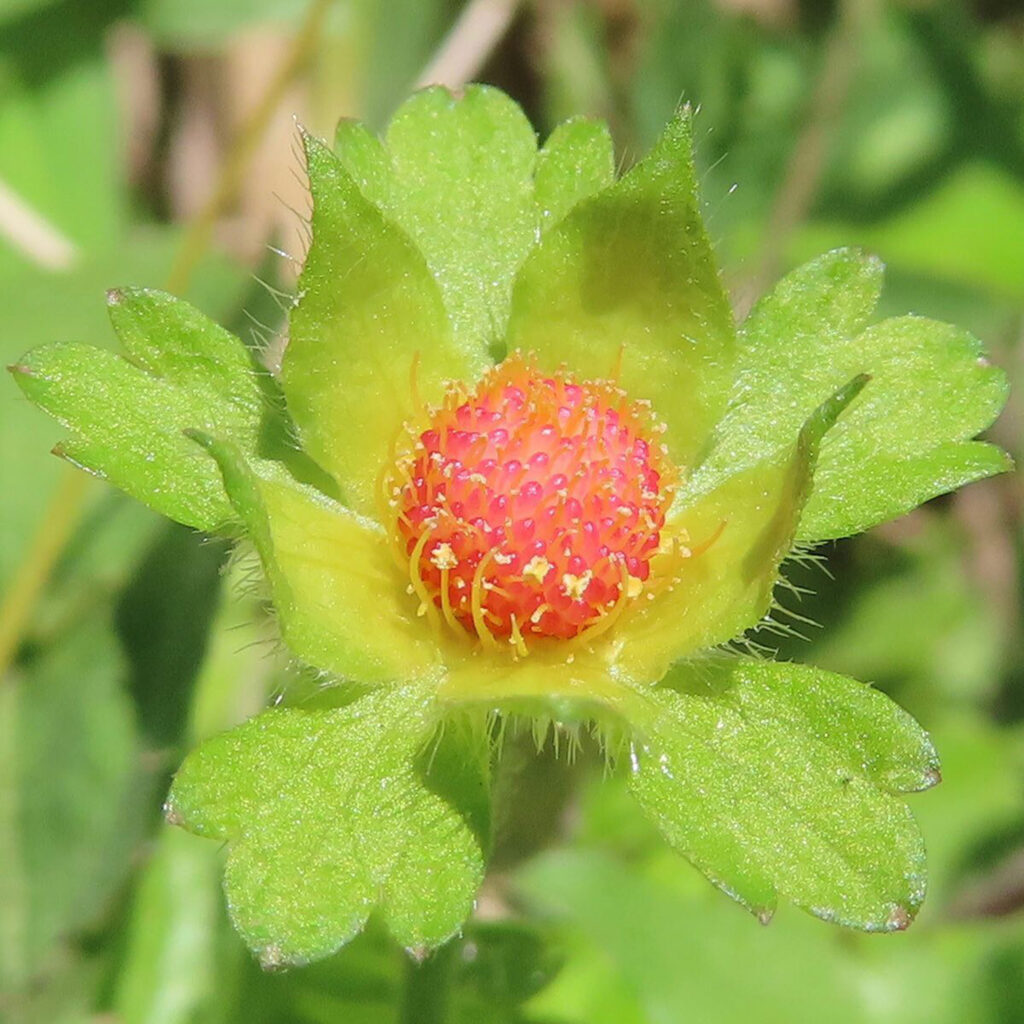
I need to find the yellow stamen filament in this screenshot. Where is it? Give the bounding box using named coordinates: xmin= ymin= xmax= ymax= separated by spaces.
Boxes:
xmin=470 ymin=549 xmax=499 ymax=650
xmin=508 ymin=614 xmax=528 ymax=658
xmin=576 ymin=558 xmax=632 ymax=644
xmin=391 ymin=353 xmax=680 ymax=653
xmin=439 ymin=567 xmax=461 ymax=633
xmin=611 ymin=342 xmax=625 ymax=383
xmin=691 ymin=520 xmax=727 ymax=558
xmin=408 ymin=523 xmax=440 ymax=627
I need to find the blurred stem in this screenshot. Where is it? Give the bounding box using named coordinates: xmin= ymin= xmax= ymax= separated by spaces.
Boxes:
xmin=415 ymin=0 xmax=521 ymax=90
xmin=398 ymin=942 xmax=456 ymax=1024
xmin=0 ymin=469 xmax=91 ymax=683
xmin=736 ymin=0 xmax=879 ymax=315
xmin=0 ymin=0 xmax=333 ymax=682
xmin=164 ymin=0 xmax=334 ymax=295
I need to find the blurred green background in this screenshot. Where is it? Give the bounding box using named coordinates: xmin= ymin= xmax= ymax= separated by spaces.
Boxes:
xmin=1 ymin=0 xmax=1023 ymax=1021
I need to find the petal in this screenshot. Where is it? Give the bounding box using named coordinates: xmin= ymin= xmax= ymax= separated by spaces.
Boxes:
xmin=283 ymin=132 xmax=487 ymax=516
xmin=190 ymin=433 xmax=443 ymax=685
xmin=505 ymin=106 xmax=736 ymax=469
xmin=333 ymin=91 xmax=615 ymax=359
xmin=333 ymin=118 xmax=392 ymax=209
xmin=613 ymin=377 xmax=866 ymax=685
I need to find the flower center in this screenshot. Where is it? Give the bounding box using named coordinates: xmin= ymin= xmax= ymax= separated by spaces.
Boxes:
xmin=389 ymin=354 xmax=676 ymax=652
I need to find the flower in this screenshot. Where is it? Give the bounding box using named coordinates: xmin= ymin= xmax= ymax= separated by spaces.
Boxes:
xmin=11 ymin=84 xmax=1011 ymax=962
xmin=188 ymin=88 xmax=871 ymax=717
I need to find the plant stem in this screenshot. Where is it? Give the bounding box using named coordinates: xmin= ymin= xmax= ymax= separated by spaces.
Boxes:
xmin=415 ymin=0 xmax=521 ymax=91
xmin=398 ymin=942 xmax=457 ymax=1024
xmin=734 ymin=0 xmax=878 ymax=316
xmin=164 ymin=0 xmax=334 ymax=296
xmin=0 ymin=468 xmax=90 ymax=683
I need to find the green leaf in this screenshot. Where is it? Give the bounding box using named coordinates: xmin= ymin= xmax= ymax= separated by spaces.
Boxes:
xmin=106 ymin=287 xmax=262 ymax=417
xmin=799 ymin=318 xmax=1011 ymax=540
xmin=505 ymin=106 xmax=736 ymax=470
xmin=614 ymin=377 xmax=865 ymax=684
xmin=166 ymin=688 xmax=489 ymax=966
xmin=694 ymin=249 xmax=1010 ymax=541
xmin=9 ymin=290 xmax=267 ymax=532
xmin=0 ymin=610 xmax=141 ymax=988
xmin=283 ymin=131 xmax=486 ymax=516
xmin=190 ymin=432 xmax=442 ymax=685
xmin=519 ymin=844 xmax=1022 ymax=1024
xmin=338 ymin=88 xmax=615 ymax=358
xmin=627 ymin=657 xmax=935 ymax=929
xmin=0 ymin=235 xmax=242 ymax=591
xmin=112 ymin=829 xmax=224 ymax=1024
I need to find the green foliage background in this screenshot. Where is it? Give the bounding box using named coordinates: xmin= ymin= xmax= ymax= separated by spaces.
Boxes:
xmin=1 ymin=1 xmax=1022 ymax=1021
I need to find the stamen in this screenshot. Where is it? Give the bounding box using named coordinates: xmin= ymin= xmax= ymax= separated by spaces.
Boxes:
xmin=471 ymin=549 xmax=499 ymax=650
xmin=408 ymin=524 xmax=440 ymax=627
xmin=576 ymin=558 xmax=632 ymax=644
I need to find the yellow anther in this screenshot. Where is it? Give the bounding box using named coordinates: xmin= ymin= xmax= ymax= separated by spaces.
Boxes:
xmin=430 ymin=542 xmax=458 ymax=571
xmin=561 ymin=570 xmax=593 ymax=601
xmin=523 ymin=555 xmax=552 ymax=584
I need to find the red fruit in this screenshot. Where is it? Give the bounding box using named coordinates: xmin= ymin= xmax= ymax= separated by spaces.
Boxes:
xmin=389 ymin=355 xmax=676 ymax=652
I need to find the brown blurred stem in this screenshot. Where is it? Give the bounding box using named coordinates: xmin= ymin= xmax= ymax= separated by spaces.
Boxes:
xmin=415 ymin=0 xmax=521 ymax=90
xmin=0 ymin=0 xmax=333 ymax=684
xmin=734 ymin=0 xmax=877 ymax=317
xmin=165 ymin=0 xmax=334 ymax=295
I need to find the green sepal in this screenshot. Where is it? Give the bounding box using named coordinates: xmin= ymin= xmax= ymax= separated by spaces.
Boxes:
xmin=626 ymin=657 xmax=936 ymax=928
xmin=614 ymin=376 xmax=866 ymax=685
xmin=334 ymin=89 xmax=615 ymax=354
xmin=9 ymin=290 xmax=266 ymax=531
xmin=382 ymin=85 xmax=540 ymax=350
xmin=333 ymin=117 xmax=392 ymax=209
xmin=533 ymin=116 xmax=615 ymax=233
xmin=505 ymin=105 xmax=736 ymax=470
xmin=694 ymin=249 xmax=1011 ymax=540
xmin=283 ymin=130 xmax=487 ymax=516
xmin=165 ymin=688 xmax=490 ymax=967
xmin=187 ymin=431 xmax=442 ymax=685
